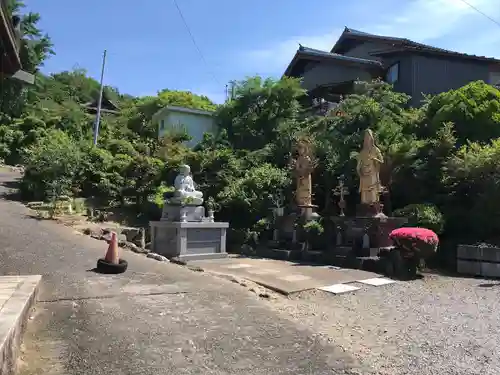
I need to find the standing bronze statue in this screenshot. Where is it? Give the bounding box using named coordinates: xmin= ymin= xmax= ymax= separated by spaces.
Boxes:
xmin=292 ymin=137 xmax=316 ymax=207
xmin=356 ymin=129 xmax=384 ymax=207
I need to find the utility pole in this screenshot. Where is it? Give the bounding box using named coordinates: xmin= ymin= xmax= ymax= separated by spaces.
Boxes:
xmin=93 ymin=50 xmax=107 ymax=146
xmin=229 ymin=80 xmax=236 ymax=101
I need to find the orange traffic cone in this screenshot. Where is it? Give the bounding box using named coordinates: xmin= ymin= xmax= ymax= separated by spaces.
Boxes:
xmin=104 ymin=232 xmax=119 ymax=265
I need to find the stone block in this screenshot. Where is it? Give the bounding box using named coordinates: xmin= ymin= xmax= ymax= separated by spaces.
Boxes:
xmin=150 ymin=221 xmax=229 ymax=261
xmin=456 ymin=259 xmax=481 ymax=276
xmin=479 ymin=247 xmax=500 ymax=263
xmin=480 ymin=262 xmax=500 ymax=278
xmin=256 ymin=247 xmax=293 ymax=261
xmin=330 ymin=246 xmax=352 ymax=256
xmin=457 ymin=245 xmax=482 ymax=261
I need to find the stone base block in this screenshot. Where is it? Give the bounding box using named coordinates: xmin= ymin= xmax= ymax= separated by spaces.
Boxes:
xmin=332 ymin=215 xmax=407 ymax=251
xmin=150 ymin=221 xmax=229 ymax=262
xmin=161 ymin=204 xmax=205 ymax=222
xmin=356 ymin=203 xmax=384 ymax=217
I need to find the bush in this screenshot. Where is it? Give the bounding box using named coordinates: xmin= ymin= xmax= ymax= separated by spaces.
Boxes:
xmin=217 ymin=164 xmax=291 ymax=229
xmin=442 ymin=138 xmax=500 ymax=242
xmin=20 ymin=129 xmax=83 ymax=201
xmin=303 ymin=220 xmax=324 ymax=237
xmin=301 ymin=220 xmax=324 ymax=250
xmin=253 ymin=218 xmax=271 ymax=233
xmin=389 ymin=227 xmax=439 ymax=258
xmin=252 ymin=217 xmax=272 ymax=244
xmin=393 ymin=203 xmax=445 ymax=234
xmin=151 ymin=184 xmax=175 ymax=209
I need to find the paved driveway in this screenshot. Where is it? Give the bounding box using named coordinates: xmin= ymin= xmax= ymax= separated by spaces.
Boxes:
xmin=0 ymin=171 xmax=360 ymax=375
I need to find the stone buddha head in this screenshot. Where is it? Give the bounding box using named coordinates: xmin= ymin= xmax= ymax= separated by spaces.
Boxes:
xmin=179 ymin=164 xmax=191 ymax=176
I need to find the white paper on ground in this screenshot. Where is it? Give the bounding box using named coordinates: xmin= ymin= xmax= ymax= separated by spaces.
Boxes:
xmin=318 ymin=283 xmax=360 ymax=294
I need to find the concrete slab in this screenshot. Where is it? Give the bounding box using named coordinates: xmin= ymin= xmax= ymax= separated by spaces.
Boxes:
xmin=190 ymin=256 xmax=380 ymax=295
xmin=0 ymin=275 xmax=42 ymax=375
xmin=319 ymin=284 xmax=361 ymax=294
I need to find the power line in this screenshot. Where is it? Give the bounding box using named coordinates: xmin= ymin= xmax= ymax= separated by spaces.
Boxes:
xmin=171 ymin=0 xmax=220 ymax=86
xmin=456 ymin=0 xmax=500 ymax=28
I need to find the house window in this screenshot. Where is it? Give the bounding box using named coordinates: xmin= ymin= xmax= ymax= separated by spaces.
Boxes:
xmin=385 ymin=63 xmax=399 ymax=84
xmin=489 ymin=71 xmax=500 ymax=88
xmin=160 ymin=119 xmax=165 ymax=130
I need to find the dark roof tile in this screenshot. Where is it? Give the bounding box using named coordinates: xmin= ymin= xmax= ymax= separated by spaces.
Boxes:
xmin=298 ymin=45 xmax=382 ymax=66
xmin=341 ymin=27 xmax=500 ymax=63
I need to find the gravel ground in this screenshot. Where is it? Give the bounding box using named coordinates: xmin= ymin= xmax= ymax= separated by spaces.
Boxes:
xmin=268 ymin=273 xmax=500 ymax=375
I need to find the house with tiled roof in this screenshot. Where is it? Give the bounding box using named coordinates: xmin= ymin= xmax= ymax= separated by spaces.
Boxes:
xmin=284 ymin=27 xmax=500 ymax=109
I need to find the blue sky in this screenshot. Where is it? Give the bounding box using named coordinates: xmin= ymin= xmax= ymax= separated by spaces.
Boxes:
xmin=23 ymin=0 xmax=500 ymax=104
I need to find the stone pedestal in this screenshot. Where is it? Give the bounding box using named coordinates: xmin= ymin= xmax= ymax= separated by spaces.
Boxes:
xmin=356 ymin=202 xmax=385 ymax=218
xmin=331 ymin=215 xmax=407 ymax=257
xmin=150 ymin=221 xmax=229 ymax=261
xmin=297 ymin=204 xmax=319 ymax=221
xmin=161 ymin=204 xmax=205 ymax=222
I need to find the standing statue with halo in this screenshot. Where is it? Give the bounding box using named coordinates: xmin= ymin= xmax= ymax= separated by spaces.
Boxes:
xmin=356 ymin=129 xmax=386 ymax=217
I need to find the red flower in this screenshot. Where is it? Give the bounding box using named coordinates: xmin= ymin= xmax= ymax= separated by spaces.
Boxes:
xmin=389 ymin=227 xmax=439 ymax=258
xmin=390 ymin=227 xmax=439 ymax=245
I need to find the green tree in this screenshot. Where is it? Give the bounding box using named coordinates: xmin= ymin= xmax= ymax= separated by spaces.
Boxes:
xmin=20 ymin=129 xmax=82 ymax=200
xmin=217 ymin=164 xmax=291 ymax=229
xmin=442 ymin=138 xmax=500 ymax=242
xmin=216 ymin=76 xmax=305 ymax=156
xmin=421 ymin=81 xmax=500 ymax=145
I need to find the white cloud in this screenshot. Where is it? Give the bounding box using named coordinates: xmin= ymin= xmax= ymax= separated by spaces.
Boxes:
xmin=241 ymin=28 xmax=343 ymax=74
xmin=372 ymin=0 xmax=499 ymax=42
xmin=241 ymin=0 xmax=500 ymax=75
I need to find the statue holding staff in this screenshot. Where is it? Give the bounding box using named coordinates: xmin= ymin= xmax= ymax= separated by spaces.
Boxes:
xmin=356 ymin=129 xmax=384 ymax=205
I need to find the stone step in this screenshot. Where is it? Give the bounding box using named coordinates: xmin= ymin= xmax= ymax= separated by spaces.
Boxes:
xmin=254 ymin=247 xmax=385 ymax=274
xmin=301 ymin=250 xmax=323 ymax=263
xmin=0 ymin=275 xmax=42 ymax=375
xmin=256 ymin=247 xmax=294 ymax=261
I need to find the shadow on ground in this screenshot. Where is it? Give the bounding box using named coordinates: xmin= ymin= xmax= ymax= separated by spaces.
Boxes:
xmin=0 ymin=178 xmax=23 ymax=202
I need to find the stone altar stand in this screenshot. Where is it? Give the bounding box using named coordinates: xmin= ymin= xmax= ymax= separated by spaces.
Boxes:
xmin=150 ymin=164 xmax=229 ymax=262
xmin=150 ymin=219 xmax=229 ymax=261
xmin=332 ymin=204 xmax=407 ymax=257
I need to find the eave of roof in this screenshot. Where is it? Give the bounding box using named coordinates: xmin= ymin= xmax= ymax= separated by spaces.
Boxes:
xmin=82 ymin=92 xmax=120 ymax=111
xmin=332 ymin=26 xmax=500 ymax=64
xmin=371 ymin=46 xmax=500 ymax=64
xmin=331 ymin=27 xmax=407 ymax=54
xmin=283 ymin=45 xmax=382 ymax=77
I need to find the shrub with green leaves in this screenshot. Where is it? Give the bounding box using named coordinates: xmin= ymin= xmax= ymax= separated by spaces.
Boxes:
xmin=217 ymin=163 xmax=291 ymax=229
xmin=151 ymin=184 xmax=175 ymax=209
xmin=303 ymin=220 xmax=324 ymax=237
xmin=20 ymin=129 xmax=83 ymax=201
xmin=393 ymin=203 xmax=444 ymax=235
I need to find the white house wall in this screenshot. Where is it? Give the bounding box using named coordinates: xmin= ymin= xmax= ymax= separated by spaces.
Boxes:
xmin=158 ymin=111 xmax=216 ymax=148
